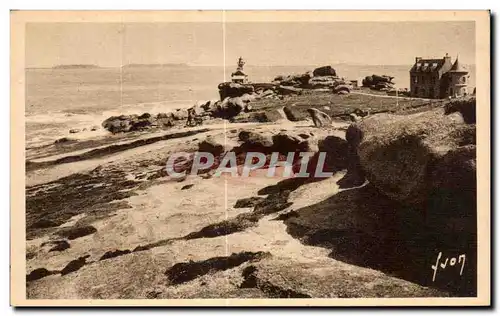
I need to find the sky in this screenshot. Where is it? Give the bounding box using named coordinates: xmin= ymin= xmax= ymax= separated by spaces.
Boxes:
xmin=25 ymin=21 xmax=475 ymax=68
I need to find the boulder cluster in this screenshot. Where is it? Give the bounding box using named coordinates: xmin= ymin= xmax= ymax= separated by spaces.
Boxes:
xmin=98 ymin=65 xmax=359 ymax=134
xmin=177 ymin=129 xmax=349 ymax=179
xmin=102 ymin=112 xmax=177 ymax=134
xmin=99 ymin=87 xmax=285 ymax=134
xmin=361 ymin=74 xmax=395 ymax=91
xmin=272 ymin=65 xmax=353 ymax=94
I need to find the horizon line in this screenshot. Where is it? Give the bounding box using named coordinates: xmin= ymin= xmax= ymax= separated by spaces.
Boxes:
xmin=26 ymin=62 xmax=477 ymax=69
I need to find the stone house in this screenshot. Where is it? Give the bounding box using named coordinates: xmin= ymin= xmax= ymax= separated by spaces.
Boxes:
xmin=410 ymin=53 xmax=469 ymax=99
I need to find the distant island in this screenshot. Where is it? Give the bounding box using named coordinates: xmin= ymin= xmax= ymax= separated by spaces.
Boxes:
xmin=52 ymin=64 xmax=101 ymax=69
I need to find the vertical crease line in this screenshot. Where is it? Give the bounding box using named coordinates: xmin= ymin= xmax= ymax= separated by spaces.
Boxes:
xmin=120 ymin=23 xmax=124 ymax=108
xmin=222 ymin=10 xmax=228 ymax=257
xmin=222 ymin=10 xmax=229 ymax=307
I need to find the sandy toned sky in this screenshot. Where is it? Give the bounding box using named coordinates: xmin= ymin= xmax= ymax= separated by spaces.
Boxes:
xmin=25 ymin=21 xmax=475 ymax=68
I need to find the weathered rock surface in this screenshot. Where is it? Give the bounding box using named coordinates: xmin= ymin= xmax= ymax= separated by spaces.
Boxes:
xmin=61 ymin=255 xmax=90 ymax=276
xmin=283 ymin=106 xmax=309 ymax=122
xmin=218 ymin=82 xmax=255 ymax=100
xmin=343 ymin=105 xmax=475 ymax=205
xmin=102 ymin=113 xmax=155 ymax=133
xmin=56 ymin=225 xmax=97 ymax=240
xmin=242 ymin=257 xmax=448 ymax=298
xmin=45 ymin=240 xmax=71 ymax=252
xmin=171 ymin=109 xmax=188 ymax=121
xmin=271 ymin=132 xmax=317 ymax=154
xmin=277 ymin=85 xmax=303 ymax=96
xmin=307 ymin=108 xmax=332 ymax=127
xmin=237 ymin=131 xmax=274 ymax=153
xmin=234 ymin=197 xmax=265 ymax=208
xmin=333 ymin=84 xmax=351 ymax=94
xmin=362 ymin=74 xmax=395 ymax=90
xmin=198 ymin=137 xmax=226 ymax=156
xmin=273 ymin=73 xmax=312 ymax=87
xmin=232 ymin=110 xmax=285 ymax=123
xmin=285 ymin=176 xmax=475 ymax=296
xmin=212 ymin=97 xmax=246 ymax=119
xmin=308 ymin=76 xmax=339 ymax=88
xmin=54 ymin=137 xmax=77 ymax=144
xmin=444 ymin=97 xmax=476 ymax=124
xmin=313 ymin=65 xmax=337 ymax=77
xmin=330 ymin=102 xmax=477 ymax=296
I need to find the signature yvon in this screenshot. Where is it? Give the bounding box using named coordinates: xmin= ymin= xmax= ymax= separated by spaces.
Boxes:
xmin=431 ymin=252 xmax=466 ymax=282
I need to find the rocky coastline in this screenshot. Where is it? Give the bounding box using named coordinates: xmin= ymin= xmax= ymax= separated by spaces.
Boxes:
xmin=25 ymin=65 xmax=477 ymax=299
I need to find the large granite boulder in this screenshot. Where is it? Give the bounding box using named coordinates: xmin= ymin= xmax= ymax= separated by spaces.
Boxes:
xmin=236 ymin=130 xmax=274 ymax=154
xmin=312 ymin=65 xmax=336 ymax=77
xmin=289 ymin=135 xmax=349 ymax=178
xmin=271 ymin=132 xmax=316 ymax=154
xmin=218 ymin=82 xmax=254 ymax=100
xmin=102 ymin=115 xmax=134 ymax=133
xmin=339 ymin=98 xmax=476 ymax=210
xmin=283 ymin=106 xmax=309 ymax=122
xmin=171 ymin=109 xmax=188 ymax=120
xmin=102 ymin=113 xmax=154 ymax=133
xmin=212 ymin=97 xmax=246 ymax=119
xmin=273 ymin=72 xmax=312 ymax=87
xmin=444 ymin=97 xmax=476 ymax=124
xmin=333 ymin=84 xmax=351 ymax=94
xmin=362 ymin=74 xmax=395 ymax=90
xmin=198 ymin=137 xmax=226 ymax=157
xmin=307 ymin=108 xmax=332 ymax=128
xmin=231 ymin=109 xmax=285 ymax=123
xmin=287 ymin=100 xmax=478 ymax=296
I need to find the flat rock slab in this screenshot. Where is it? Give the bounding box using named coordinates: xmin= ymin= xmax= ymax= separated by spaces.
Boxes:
xmin=244 ymin=257 xmax=448 ymax=298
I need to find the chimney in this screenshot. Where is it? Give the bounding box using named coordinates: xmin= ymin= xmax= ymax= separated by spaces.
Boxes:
xmin=415 ymin=57 xmax=422 ymax=63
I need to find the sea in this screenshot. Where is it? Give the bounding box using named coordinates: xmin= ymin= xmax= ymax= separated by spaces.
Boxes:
xmin=25 ymin=64 xmax=476 ymax=149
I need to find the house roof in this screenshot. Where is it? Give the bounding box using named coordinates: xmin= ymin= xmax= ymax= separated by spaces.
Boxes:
xmin=449 ymin=57 xmax=467 ymax=73
xmin=410 ymin=58 xmax=445 ymax=73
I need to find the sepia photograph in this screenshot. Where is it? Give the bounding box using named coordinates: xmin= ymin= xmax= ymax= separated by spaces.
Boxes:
xmin=10 ymin=10 xmax=490 ymax=306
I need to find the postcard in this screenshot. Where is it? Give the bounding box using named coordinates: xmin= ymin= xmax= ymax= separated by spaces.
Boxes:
xmin=10 ymin=10 xmax=490 ymax=307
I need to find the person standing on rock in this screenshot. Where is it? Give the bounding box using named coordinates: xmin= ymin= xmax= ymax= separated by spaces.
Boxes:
xmin=186 ymin=108 xmax=195 ymax=127
xmin=186 ymin=107 xmax=203 ymax=127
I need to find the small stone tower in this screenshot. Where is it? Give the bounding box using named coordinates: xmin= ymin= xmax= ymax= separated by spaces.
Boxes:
xmin=447 ymin=56 xmax=469 ymax=97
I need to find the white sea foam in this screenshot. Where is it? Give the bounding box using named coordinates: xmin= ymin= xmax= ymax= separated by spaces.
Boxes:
xmin=25 ymin=99 xmax=204 ymax=149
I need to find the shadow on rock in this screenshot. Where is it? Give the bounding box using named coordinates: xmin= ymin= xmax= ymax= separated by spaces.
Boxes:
xmin=258 ymin=177 xmax=313 ymax=195
xmin=183 ymin=190 xmax=293 ymax=240
xmin=284 ymin=184 xmax=477 ymax=297
xmin=165 ymin=251 xmax=270 ymax=285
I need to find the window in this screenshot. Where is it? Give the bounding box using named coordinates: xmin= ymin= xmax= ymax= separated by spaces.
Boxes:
xmin=462 ymin=76 xmax=466 ymax=83
xmin=432 ymin=62 xmax=438 ymax=67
